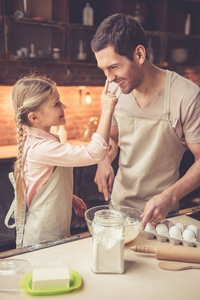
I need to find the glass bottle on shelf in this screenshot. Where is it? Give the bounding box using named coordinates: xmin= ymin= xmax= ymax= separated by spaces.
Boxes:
xmin=133 ymin=3 xmax=144 ymax=26
xmin=132 ymin=1 xmax=147 ymax=27
xmin=82 ymin=3 xmax=94 ymax=26
xmin=29 ymin=44 xmax=36 ymax=58
xmin=77 ymin=40 xmax=87 ymax=61
xmin=184 ymin=14 xmax=191 ymax=35
xmin=23 ymin=0 xmax=28 ymax=18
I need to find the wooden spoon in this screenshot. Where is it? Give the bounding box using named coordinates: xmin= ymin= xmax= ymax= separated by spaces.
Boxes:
xmin=158 ymin=261 xmax=200 ymax=271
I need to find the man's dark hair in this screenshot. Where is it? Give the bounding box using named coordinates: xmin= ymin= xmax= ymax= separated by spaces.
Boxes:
xmin=91 ymin=13 xmax=147 ymax=61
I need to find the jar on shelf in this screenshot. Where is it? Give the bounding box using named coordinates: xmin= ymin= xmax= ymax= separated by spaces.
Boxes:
xmin=52 ymin=48 xmax=61 ymax=60
xmin=91 ymin=210 xmax=124 ymax=274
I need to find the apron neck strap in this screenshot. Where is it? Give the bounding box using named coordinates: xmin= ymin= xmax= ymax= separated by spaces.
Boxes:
xmin=163 ymin=70 xmax=171 ymax=120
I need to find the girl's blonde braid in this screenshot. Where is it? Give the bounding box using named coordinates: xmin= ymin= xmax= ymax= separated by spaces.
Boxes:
xmin=14 ymin=109 xmax=27 ymax=211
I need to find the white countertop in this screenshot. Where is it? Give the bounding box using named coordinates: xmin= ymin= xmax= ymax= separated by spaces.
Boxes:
xmin=0 ymin=215 xmax=200 ymax=300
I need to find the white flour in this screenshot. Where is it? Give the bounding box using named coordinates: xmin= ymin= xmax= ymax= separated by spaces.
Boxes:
xmin=92 ymin=224 xmax=124 ymax=274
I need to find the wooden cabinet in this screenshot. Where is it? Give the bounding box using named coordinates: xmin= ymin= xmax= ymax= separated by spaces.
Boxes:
xmin=0 ymin=0 xmax=96 ymax=63
xmin=113 ymin=0 xmax=200 ymax=67
xmin=0 ymin=0 xmax=67 ymax=61
xmin=0 ymin=0 xmax=200 ymax=67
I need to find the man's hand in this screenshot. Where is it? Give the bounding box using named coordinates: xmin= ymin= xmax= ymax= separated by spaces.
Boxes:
xmin=140 ymin=192 xmax=174 ymax=230
xmin=94 ymin=160 xmax=115 ymax=201
xmin=72 ymin=194 xmax=87 ymax=217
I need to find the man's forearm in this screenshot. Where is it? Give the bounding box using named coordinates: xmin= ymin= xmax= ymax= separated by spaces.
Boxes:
xmin=163 ymin=159 xmax=200 ymax=205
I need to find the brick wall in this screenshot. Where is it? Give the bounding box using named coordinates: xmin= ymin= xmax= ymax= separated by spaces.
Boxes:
xmin=0 ymin=86 xmax=16 ymax=145
xmin=0 ymin=85 xmax=104 ymax=146
xmin=0 ymin=61 xmax=200 ymax=147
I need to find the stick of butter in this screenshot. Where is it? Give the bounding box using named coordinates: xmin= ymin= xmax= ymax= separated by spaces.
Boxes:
xmin=32 ymin=267 xmax=70 ymax=290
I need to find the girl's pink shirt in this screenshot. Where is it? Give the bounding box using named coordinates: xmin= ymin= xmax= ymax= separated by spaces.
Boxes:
xmin=23 ymin=127 xmax=109 ymax=207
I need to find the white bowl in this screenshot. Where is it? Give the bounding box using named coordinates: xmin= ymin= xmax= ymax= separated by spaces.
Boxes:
xmin=84 ymin=205 xmax=142 ymax=244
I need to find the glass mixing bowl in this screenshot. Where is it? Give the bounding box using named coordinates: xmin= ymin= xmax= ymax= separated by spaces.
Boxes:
xmin=84 ymin=205 xmax=142 ymax=244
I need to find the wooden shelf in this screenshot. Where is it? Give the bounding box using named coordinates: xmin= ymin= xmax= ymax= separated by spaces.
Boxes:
xmin=11 ymin=16 xmax=65 ymax=28
xmin=0 ymin=0 xmax=200 ymax=84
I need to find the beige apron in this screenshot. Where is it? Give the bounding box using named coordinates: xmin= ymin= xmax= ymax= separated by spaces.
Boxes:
xmin=5 ymin=140 xmax=73 ymax=248
xmin=111 ymin=70 xmax=185 ymax=213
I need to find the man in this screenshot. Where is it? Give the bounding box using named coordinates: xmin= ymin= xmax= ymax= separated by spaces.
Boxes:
xmin=91 ymin=13 xmax=200 ymax=230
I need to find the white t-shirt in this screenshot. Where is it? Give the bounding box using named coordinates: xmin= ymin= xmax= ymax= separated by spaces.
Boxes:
xmin=109 ymin=72 xmax=200 ymax=150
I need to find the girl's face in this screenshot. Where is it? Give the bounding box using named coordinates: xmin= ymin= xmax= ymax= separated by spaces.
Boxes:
xmin=36 ymin=88 xmax=66 ymax=132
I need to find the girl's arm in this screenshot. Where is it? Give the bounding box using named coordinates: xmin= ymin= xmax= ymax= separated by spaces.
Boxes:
xmin=96 ymin=79 xmax=118 ymax=144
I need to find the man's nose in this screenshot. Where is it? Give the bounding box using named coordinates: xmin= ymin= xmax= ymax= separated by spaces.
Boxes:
xmin=105 ymin=70 xmax=116 ymax=83
xmin=107 ymin=74 xmax=116 ymax=83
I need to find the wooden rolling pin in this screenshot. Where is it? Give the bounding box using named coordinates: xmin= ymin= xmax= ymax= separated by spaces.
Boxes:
xmin=131 ymin=244 xmax=200 ymax=263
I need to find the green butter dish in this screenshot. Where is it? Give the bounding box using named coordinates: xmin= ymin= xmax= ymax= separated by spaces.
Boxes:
xmin=21 ymin=270 xmax=82 ymax=296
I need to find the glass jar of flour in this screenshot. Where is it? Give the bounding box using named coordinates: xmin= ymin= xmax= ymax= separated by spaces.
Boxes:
xmin=91 ymin=210 xmax=124 ymax=274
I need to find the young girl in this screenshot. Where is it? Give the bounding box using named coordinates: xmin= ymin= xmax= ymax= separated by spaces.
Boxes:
xmin=5 ymin=75 xmax=117 ymax=248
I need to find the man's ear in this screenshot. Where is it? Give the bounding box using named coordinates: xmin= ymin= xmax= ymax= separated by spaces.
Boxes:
xmin=134 ymin=45 xmax=146 ymax=64
xmin=28 ymin=112 xmax=41 ymax=125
